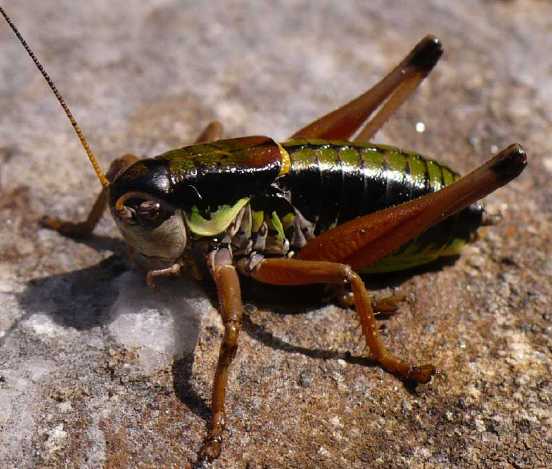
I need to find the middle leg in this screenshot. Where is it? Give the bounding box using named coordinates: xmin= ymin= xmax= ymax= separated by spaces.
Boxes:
xmin=251 ymin=257 xmax=435 ymax=383
xmin=194 ymin=121 xmax=223 ymax=143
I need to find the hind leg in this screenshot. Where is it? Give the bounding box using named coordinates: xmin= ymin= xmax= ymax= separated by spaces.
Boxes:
xmin=291 ymin=35 xmax=443 ymax=141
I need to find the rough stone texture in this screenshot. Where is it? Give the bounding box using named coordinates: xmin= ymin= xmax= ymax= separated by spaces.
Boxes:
xmin=1 ymin=0 xmax=551 ymax=467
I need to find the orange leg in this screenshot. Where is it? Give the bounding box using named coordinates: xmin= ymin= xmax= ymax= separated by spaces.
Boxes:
xmin=40 ymin=153 xmax=139 ymax=238
xmin=297 ymin=144 xmax=527 ymax=267
xmin=252 ymin=258 xmax=434 ymax=383
xmin=290 ymin=35 xmax=442 ymax=141
xmin=199 ymin=261 xmax=244 ymax=462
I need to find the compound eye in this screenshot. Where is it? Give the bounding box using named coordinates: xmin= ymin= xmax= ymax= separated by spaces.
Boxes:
xmin=115 ymin=192 xmax=173 ymax=228
xmin=136 ymin=200 xmax=161 ymax=222
xmin=134 ymin=199 xmax=172 ymax=228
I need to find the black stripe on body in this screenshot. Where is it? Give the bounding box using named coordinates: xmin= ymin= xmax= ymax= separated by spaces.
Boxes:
xmin=336 ymin=146 xmax=366 ymax=223
xmin=317 ymin=145 xmax=343 ymax=231
xmin=278 ymin=140 xmax=484 ymax=263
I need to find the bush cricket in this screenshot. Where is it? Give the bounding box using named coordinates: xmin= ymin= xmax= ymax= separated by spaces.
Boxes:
xmin=0 ymin=6 xmax=527 ymax=462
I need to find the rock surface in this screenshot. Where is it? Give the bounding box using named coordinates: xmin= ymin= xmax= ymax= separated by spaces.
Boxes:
xmin=1 ymin=0 xmax=551 ymax=467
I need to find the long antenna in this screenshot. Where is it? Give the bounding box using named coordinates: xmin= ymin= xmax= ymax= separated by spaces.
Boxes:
xmin=0 ymin=6 xmax=109 ymax=187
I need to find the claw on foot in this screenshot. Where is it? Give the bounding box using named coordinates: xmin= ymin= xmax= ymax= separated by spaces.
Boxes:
xmin=405 ymin=364 xmax=436 ymax=384
xmin=145 ymin=272 xmax=158 ymax=289
xmin=39 ymin=215 xmax=62 ymax=231
xmin=198 ymin=436 xmax=222 ymax=463
xmin=372 ymin=292 xmax=406 ymax=317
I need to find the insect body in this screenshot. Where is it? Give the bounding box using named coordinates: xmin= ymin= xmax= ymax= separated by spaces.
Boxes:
xmin=274 ymin=139 xmax=484 ymax=272
xmin=1 ymin=7 xmax=527 ymax=463
xmin=111 ymin=137 xmax=484 ymax=278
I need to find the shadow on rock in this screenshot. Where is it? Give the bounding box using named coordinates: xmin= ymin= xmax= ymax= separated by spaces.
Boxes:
xmin=13 ymin=252 xmax=212 ymax=421
xmin=12 ymin=245 xmax=452 ymax=418
xmin=242 ymin=312 xmax=429 ymax=394
xmin=172 ymin=356 xmax=210 ymax=419
xmin=15 ymin=254 xmax=127 ymax=334
xmin=67 ymin=233 xmax=129 ymax=257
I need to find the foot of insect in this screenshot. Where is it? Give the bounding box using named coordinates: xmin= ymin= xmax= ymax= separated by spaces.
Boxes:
xmin=343 ymin=269 xmax=434 ymax=383
xmin=252 ymin=258 xmax=435 ymax=384
xmin=145 ymin=264 xmax=182 ymax=288
xmin=372 ymin=292 xmax=406 ymax=317
xmin=198 ymin=413 xmax=224 ymax=462
xmin=329 ymin=284 xmax=405 ymax=317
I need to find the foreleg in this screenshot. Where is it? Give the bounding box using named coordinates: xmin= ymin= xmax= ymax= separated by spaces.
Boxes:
xmin=40 ymin=153 xmax=139 ymax=238
xmin=199 ymin=250 xmax=244 ymax=461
